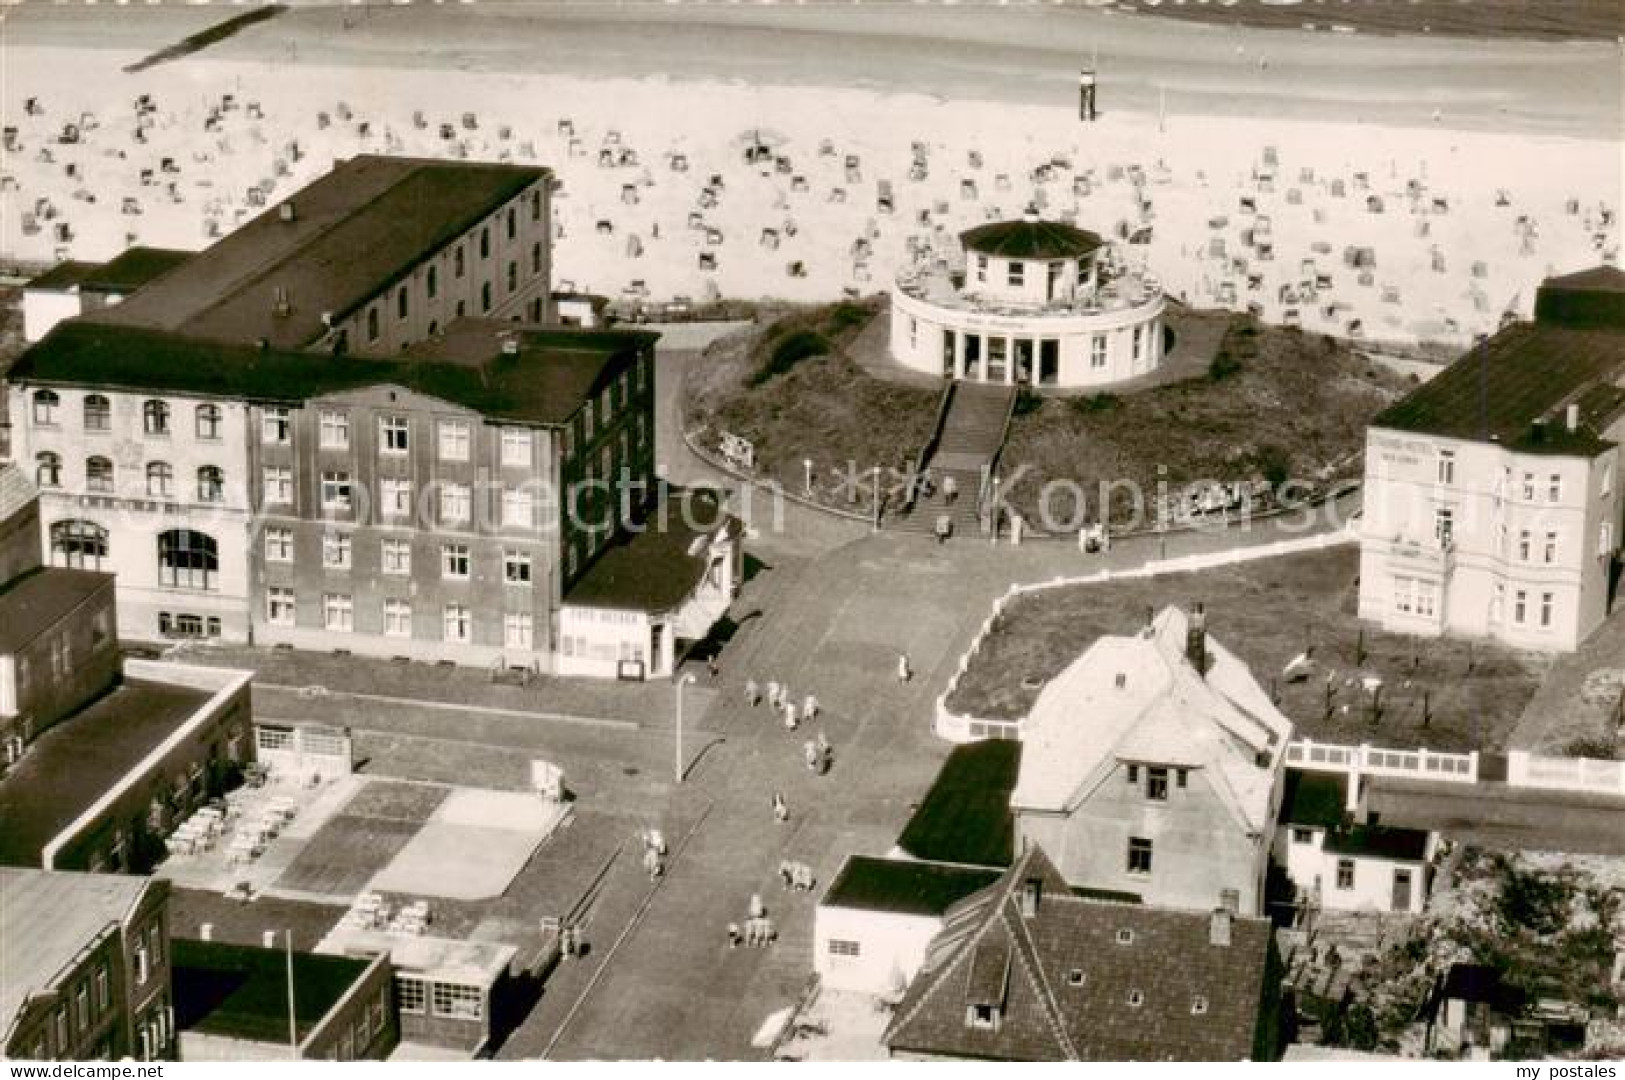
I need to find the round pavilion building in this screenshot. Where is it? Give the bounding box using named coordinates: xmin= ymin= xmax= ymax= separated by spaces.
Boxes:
xmin=890 ymin=211 xmax=1165 ymax=388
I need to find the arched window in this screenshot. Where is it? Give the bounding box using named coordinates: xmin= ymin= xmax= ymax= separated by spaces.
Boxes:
xmin=32 ymin=390 xmax=60 ymax=426
xmin=195 ymin=404 xmax=222 ymax=440
xmin=157 ymin=529 xmax=218 ymax=591
xmin=83 ymin=394 xmax=111 ymax=431
xmin=146 ymin=461 xmax=173 ymax=498
xmin=35 ymin=451 xmax=62 ymax=488
xmin=196 ymin=466 xmax=224 ymax=503
xmin=86 ymin=456 xmax=114 ymax=493
xmin=142 ymin=400 xmax=170 ymax=436
xmin=367 ymin=307 xmax=380 ymax=343
xmin=51 ymin=520 xmax=108 ymax=570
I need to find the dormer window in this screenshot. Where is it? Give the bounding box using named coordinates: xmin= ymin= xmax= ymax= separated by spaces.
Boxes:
xmin=1191 ymin=995 xmax=1209 ymax=1015
xmin=1067 ymin=970 xmax=1086 ymax=987
xmin=1126 ymin=990 xmax=1144 ymax=1008
xmin=1115 ymin=929 xmax=1135 ymax=946
xmin=967 ymin=1004 xmax=999 ymax=1030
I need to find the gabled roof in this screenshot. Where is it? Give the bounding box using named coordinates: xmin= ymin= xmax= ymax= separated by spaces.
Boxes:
xmin=884 ymin=846 xmax=1274 ymax=1062
xmin=89 ymin=156 xmax=549 ymax=349
xmin=1010 ymin=607 xmax=1291 ymax=837
xmin=960 ymin=218 xmax=1104 ymax=262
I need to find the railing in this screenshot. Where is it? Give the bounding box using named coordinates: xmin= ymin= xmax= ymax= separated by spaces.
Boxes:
xmin=1506 ymin=750 xmax=1625 ymax=796
xmin=900 ymin=382 xmax=958 ymax=517
xmin=1285 ymin=738 xmax=1478 ymax=783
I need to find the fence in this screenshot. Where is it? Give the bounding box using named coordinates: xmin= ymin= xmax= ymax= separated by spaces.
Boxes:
xmin=1505 ymin=750 xmax=1625 ymax=797
xmin=1285 ymin=738 xmax=1479 ymax=785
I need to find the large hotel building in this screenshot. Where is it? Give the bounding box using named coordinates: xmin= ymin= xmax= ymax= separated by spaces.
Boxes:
xmin=1358 ymin=266 xmax=1625 ymax=652
xmin=7 ymin=156 xmax=738 ymax=677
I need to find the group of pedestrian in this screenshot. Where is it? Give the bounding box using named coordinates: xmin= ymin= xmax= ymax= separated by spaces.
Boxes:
xmin=802 ymin=732 xmax=832 ymax=775
xmin=727 ymin=917 xmax=776 ymax=948
xmin=641 ymin=828 xmax=667 ymax=882
xmin=778 ymin=860 xmax=816 ymax=891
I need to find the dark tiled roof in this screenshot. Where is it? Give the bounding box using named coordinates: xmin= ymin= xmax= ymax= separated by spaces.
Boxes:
xmin=12 ymin=320 xmax=653 ymax=428
xmin=1280 ymin=770 xmax=1348 ymax=830
xmin=895 ymin=740 xmax=1021 ymax=869
xmin=172 ymin=938 xmax=372 ymax=1044
xmin=0 ymin=568 xmax=112 ymax=654
xmin=1322 ymin=824 xmax=1430 ymax=862
xmin=885 ymin=847 xmax=1275 ymax=1062
xmin=0 ymin=679 xmax=212 ymax=867
xmin=960 ymin=219 xmax=1104 ymax=261
xmin=90 ymin=156 xmax=549 ymax=349
xmin=820 ymin=857 xmax=1001 ymax=918
xmin=78 ymin=247 xmax=193 ymax=295
xmin=563 ymin=487 xmax=736 ymax=613
xmin=1373 ymin=269 xmax=1625 ymax=453
xmin=26 ymin=260 xmax=99 ymax=291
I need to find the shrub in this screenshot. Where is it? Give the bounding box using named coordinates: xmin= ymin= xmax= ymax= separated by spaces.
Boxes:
xmin=1252 ymin=443 xmax=1293 ymax=488
xmin=1209 ymin=348 xmax=1243 ymax=381
xmin=1073 ymin=392 xmax=1121 ymax=414
xmin=1013 ymin=386 xmax=1045 ymax=417
xmin=749 ymin=329 xmax=830 ymax=386
xmin=824 ymin=303 xmax=871 ymax=334
xmin=1562 ymin=735 xmax=1619 ymax=760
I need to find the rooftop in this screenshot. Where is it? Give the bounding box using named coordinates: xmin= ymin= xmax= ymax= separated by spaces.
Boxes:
xmin=895 ymin=739 xmax=1022 ymax=869
xmin=76 ymin=247 xmax=194 ymax=295
xmin=1373 ymin=267 xmax=1625 ymax=454
xmin=1322 ymin=823 xmax=1430 ymax=862
xmin=0 ymin=869 xmax=160 ymax=1035
xmin=820 ymin=856 xmax=1002 ymax=919
xmin=315 ymin=926 xmax=515 ymax=984
xmin=563 ymin=487 xmax=737 ymax=612
xmin=12 ymin=319 xmax=654 ymax=429
xmin=0 ymin=678 xmax=212 ymax=867
xmin=172 ymin=938 xmax=374 ymax=1045
xmin=896 ymin=263 xmax=1161 ymax=319
xmin=170 ymin=888 xmax=347 ymax=954
xmin=0 ymin=463 xmax=38 ymax=525
xmin=89 ymin=156 xmax=549 ymax=349
xmin=0 ymin=567 xmax=112 ymax=654
xmin=885 ymin=846 xmax=1275 ymax=1061
xmin=1280 ymin=770 xmax=1348 ymax=830
xmin=960 ymin=217 xmax=1104 ymax=261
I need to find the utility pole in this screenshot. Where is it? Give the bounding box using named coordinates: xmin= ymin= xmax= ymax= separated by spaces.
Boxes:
xmin=285 ymin=929 xmax=298 ymax=1060
xmin=674 ymin=673 xmax=697 ymax=784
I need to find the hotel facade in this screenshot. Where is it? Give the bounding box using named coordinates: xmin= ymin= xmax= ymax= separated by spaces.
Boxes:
xmin=1357 ymin=267 xmax=1625 ymax=652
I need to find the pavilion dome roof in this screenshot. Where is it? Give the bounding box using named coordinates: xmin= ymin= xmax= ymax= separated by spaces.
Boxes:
xmin=960 ymin=211 xmax=1104 ymax=261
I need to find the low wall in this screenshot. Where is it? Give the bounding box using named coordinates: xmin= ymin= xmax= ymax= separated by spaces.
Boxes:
xmin=934 ymin=528 xmax=1357 ymax=742
xmin=1506 ymin=750 xmax=1625 ymax=797
xmin=1286 ymin=737 xmax=1478 ymax=787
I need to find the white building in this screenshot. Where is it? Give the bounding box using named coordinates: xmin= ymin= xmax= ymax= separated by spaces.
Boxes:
xmin=1273 ymin=771 xmax=1434 ymax=916
xmin=813 ymin=856 xmax=1000 ymax=996
xmin=1358 ymin=266 xmax=1625 ymax=652
xmin=1009 ymin=606 xmax=1292 ymax=916
xmin=889 ymin=210 xmax=1165 ymax=388
xmin=21 ymin=248 xmax=192 ymax=344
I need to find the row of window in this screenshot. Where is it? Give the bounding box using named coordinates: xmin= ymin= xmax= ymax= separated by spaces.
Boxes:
xmin=269 ymin=590 xmax=535 ymax=648
xmin=1435 ymin=450 xmax=1607 ymax=504
xmin=1125 ymin=763 xmax=1189 ymax=801
xmin=294 ymin=411 xmax=533 ymax=468
xmin=393 ymin=976 xmax=484 ymax=1021
xmin=267 ymin=529 xmax=535 ymax=583
xmin=270 ymin=470 xmax=539 ymax=528
xmin=35 ymin=454 xmax=225 ymax=501
xmin=972 ymin=253 xmax=1090 ymax=290
xmin=30 ymin=392 xmax=223 ymax=438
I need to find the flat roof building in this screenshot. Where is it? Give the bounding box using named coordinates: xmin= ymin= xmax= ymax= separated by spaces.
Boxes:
xmin=22 ymin=247 xmax=193 ymax=344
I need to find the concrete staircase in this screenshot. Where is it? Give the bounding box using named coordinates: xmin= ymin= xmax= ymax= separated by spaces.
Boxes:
xmin=889 ymin=381 xmax=1017 ymax=537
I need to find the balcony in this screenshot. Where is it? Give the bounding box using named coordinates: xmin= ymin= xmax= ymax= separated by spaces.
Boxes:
xmin=895 ymin=263 xmax=1163 ymax=320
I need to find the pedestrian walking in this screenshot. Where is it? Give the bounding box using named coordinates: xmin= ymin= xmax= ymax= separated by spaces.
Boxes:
xmin=727 ymin=922 xmax=741 ymax=949
xmin=934 ymin=513 xmax=952 ymax=544
xmin=779 ymin=860 xmax=795 ymax=889
xmin=743 ymin=919 xmax=759 ymax=947
xmin=772 ymin=792 xmax=790 ymax=822
xmin=749 ymin=893 xmax=765 ymax=919
xmin=766 ymin=680 xmax=781 ymax=709
xmin=803 ymin=693 xmax=819 ymax=721
xmin=744 ymin=678 xmax=760 ymax=707
xmin=803 ymin=739 xmax=819 ymax=772
xmin=707 ymin=655 xmax=720 ymax=680
xmin=943 ymin=474 xmax=958 ymax=505
xmin=783 ymin=701 xmax=799 ymax=731
xmin=897 ymin=652 xmax=912 ymax=683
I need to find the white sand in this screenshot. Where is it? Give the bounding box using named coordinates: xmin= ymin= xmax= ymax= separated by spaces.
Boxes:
xmin=1 ymin=29 xmax=1617 ymax=347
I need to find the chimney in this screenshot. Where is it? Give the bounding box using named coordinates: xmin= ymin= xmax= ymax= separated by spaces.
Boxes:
xmin=199 ymin=923 xmax=213 ymax=942
xmin=499 ymin=331 xmax=521 ymax=357
xmin=1186 ymin=603 xmax=1209 ymax=676
xmin=261 ymin=929 xmax=277 ymax=949
xmin=1566 ymin=402 xmax=1580 ymax=432
xmin=279 ymin=200 xmax=296 ymax=223
xmin=1020 ymin=877 xmax=1042 ymax=919
xmin=1021 ymin=203 xmax=1040 ymax=224
xmin=1209 ymin=907 xmax=1233 ymax=947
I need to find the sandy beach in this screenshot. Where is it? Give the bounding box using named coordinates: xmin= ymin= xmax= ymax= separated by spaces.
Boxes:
xmin=1 ymin=6 xmax=1619 ymax=346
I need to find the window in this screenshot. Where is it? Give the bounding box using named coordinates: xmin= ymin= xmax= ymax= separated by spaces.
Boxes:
xmin=506 ymin=206 xmax=517 ymax=240
xmin=264 ymin=527 xmax=293 ymax=562
xmin=196 ymin=465 xmax=224 ymax=503
xmin=504 ymin=612 xmax=533 ymax=649
xmin=380 ymin=415 xmax=410 ymax=454
xmin=383 ymin=598 xmax=412 ymax=638
xmin=1518 ymin=530 xmax=1532 ymax=561
xmin=1540 ymin=591 xmax=1554 ymax=628
xmin=76 ymin=983 xmax=89 ymax=1027
xmin=1521 ymin=471 xmax=1535 ymax=500
xmin=1067 ymin=970 xmax=1086 ymax=987
xmin=33 ymin=389 xmax=60 ymax=425
xmin=322 ymin=532 xmax=352 ymax=569
xmin=1514 ymin=589 xmax=1528 ymax=625
xmin=266 ymin=587 xmax=296 ymax=626
xmin=51 ymin=520 xmax=107 ymax=569
xmin=531 ymin=189 xmax=542 ymax=221
xmin=975 ymin=253 xmax=987 ymax=284
xmin=262 ymin=407 xmax=291 ymax=444
xmin=443 ymin=605 xmax=472 ymax=644
xmin=827 ymin=939 xmax=860 ymax=957
xmin=367 ymin=307 xmax=380 ymax=343
xmin=195 ymin=404 xmax=222 ymax=440
xmin=397 ymin=285 xmax=408 ymax=321
xmin=381 ymin=538 xmax=411 ymax=575
xmin=440 ymin=483 xmax=472 ymax=524
xmin=442 ymin=543 xmax=470 ymax=579
xmin=1146 ymin=766 xmax=1169 ymax=801
xmin=481 ymin=281 xmax=493 ymax=313
xmin=1132 ymin=325 xmax=1145 ymax=363
xmin=1548 ymin=473 xmax=1562 ymax=502
xmin=1090 ymin=336 xmax=1107 ymax=368
xmin=1335 ymin=858 xmax=1355 ymax=890
xmin=158 ymin=529 xmax=218 ymax=590
xmin=438 ymin=420 xmax=471 ymax=462
xmin=264 ymin=467 xmax=294 ymax=504
xmin=143 ymin=400 xmax=170 ymax=436
xmin=319 ymin=410 xmax=350 ymax=450
xmin=531 ymin=240 xmax=543 ymax=275
xmin=396 ymin=976 xmax=427 ymax=1015
xmin=1434 ymin=506 xmax=1454 ymax=546
xmin=427 ymin=264 xmax=438 ymax=300
xmin=1126 ymin=763 xmax=1139 ymax=784
xmin=1436 ymin=448 xmax=1455 ymax=485
xmin=501 ymin=429 xmax=531 ymax=468
xmin=321 ymin=471 xmax=353 ymax=511
xmin=507 ymin=260 xmax=518 ymax=293
xmin=35 ymin=451 xmax=62 ymax=488
xmin=1007 ymin=260 xmax=1025 ymax=287
xmin=380 ymin=479 xmax=412 ymax=518
xmin=1191 ymin=995 xmax=1209 ymax=1016
xmin=86 ymin=456 xmax=114 ymax=493
xmin=503 ymin=488 xmax=535 ymax=529
xmin=1544 ymin=531 xmax=1557 ymax=564
xmin=1291 ymin=827 xmax=1314 ymax=844
xmin=1126 ymin=990 xmax=1144 ymax=1009
xmin=1176 ymin=768 xmax=1188 ymax=788
xmin=1115 ymin=929 xmax=1134 ymax=945
xmin=323 ymin=593 xmax=354 ymax=633
xmin=431 ymin=982 xmax=482 ymax=1020
xmin=1603 ymin=461 xmax=1615 ymax=497
xmin=480 ymin=227 xmax=491 ymax=260
xmin=1126 ymin=838 xmax=1153 ymax=875
xmin=968 ymin=1004 xmax=998 ymax=1030
xmin=95 ymin=967 xmax=109 ymax=1009
xmin=143 ymin=461 xmax=172 ymax=498
xmin=504 ymin=550 xmax=532 ymax=584
xmin=84 ymin=394 xmax=110 ymax=431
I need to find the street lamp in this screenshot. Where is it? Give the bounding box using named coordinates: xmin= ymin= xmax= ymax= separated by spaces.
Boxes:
xmin=674 ymin=673 xmax=697 ymax=784
xmin=803 ymin=458 xmax=814 ymax=497
xmin=871 ymin=466 xmax=882 ymax=532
